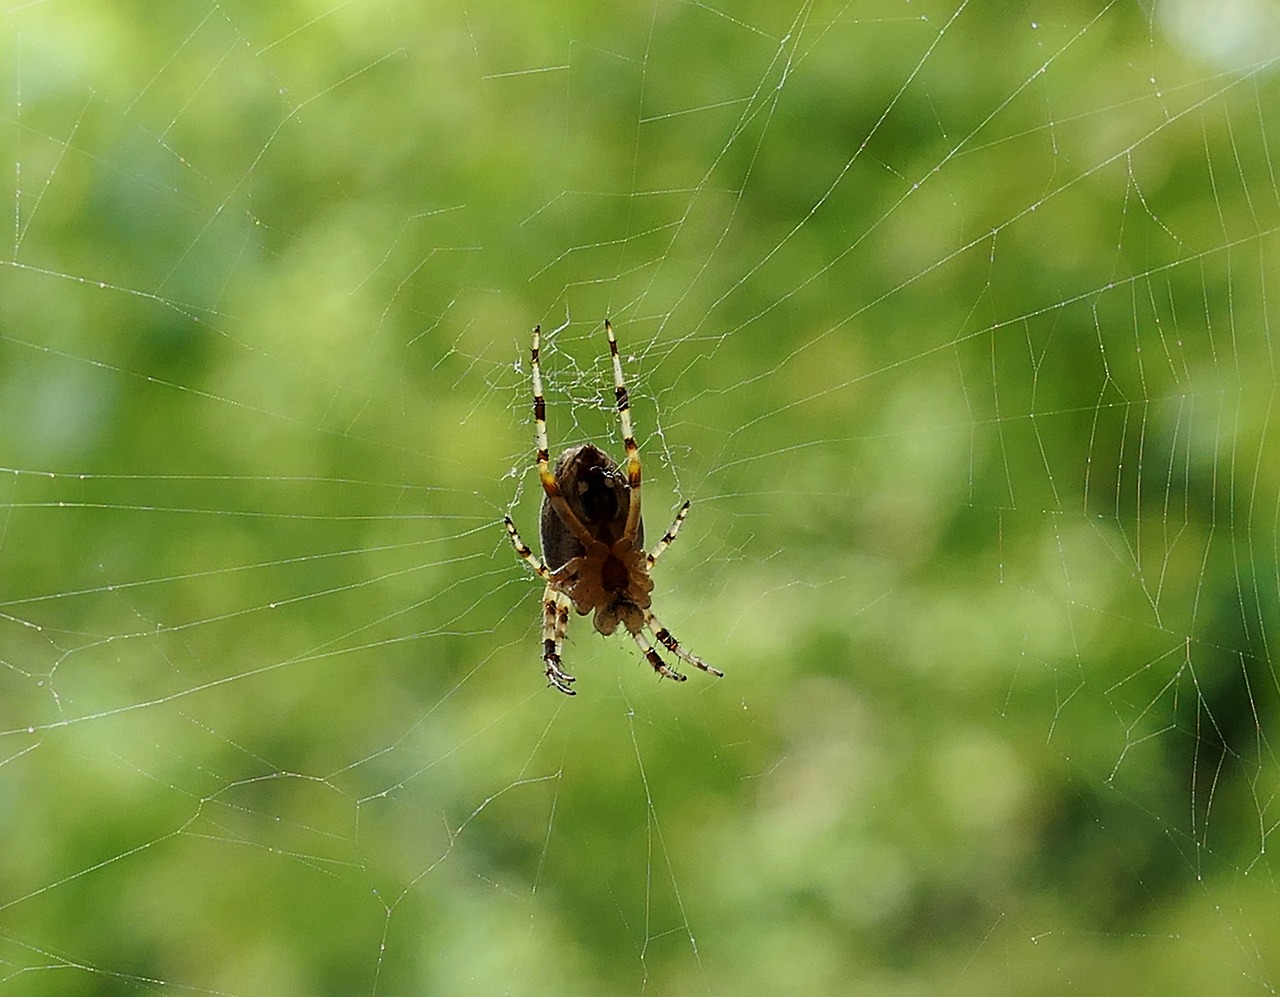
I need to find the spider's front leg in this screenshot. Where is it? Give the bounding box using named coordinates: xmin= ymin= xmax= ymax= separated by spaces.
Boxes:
xmin=606 ymin=319 xmax=644 ymax=544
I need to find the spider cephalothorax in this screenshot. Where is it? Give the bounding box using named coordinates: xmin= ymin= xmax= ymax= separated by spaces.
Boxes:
xmin=503 ymin=321 xmax=722 ymax=695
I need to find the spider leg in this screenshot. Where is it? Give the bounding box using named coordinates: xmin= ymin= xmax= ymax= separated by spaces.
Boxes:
xmin=506 ymin=517 xmax=575 ymax=693
xmin=504 ymin=515 xmax=553 ymax=582
xmin=646 ymin=500 xmax=690 ymax=568
xmin=606 ymin=320 xmax=644 ymax=545
xmin=530 ymin=325 xmax=591 ymax=540
xmin=644 ymin=609 xmax=724 ymax=678
xmin=542 ymin=587 xmax=576 ymax=694
xmin=630 ymin=627 xmax=687 ymax=683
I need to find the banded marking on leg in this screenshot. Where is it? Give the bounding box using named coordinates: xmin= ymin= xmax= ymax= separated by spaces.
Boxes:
xmin=645 ymin=609 xmax=724 ymax=678
xmin=505 ymin=515 xmax=553 ymax=582
xmin=528 ymin=324 xmax=590 ymax=539
xmin=631 ymin=627 xmax=686 ymax=683
xmin=531 ymin=325 xmax=555 ymax=491
xmin=545 ymin=591 xmax=575 ymax=693
xmin=605 ymin=320 xmax=644 ymax=542
xmin=647 ymin=501 xmax=690 ymax=567
xmin=538 ymin=586 xmax=575 ymax=694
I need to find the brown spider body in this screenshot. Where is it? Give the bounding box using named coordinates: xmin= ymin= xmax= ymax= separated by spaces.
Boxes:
xmin=504 ymin=322 xmax=722 ymax=695
xmin=540 ymin=444 xmax=652 ymax=637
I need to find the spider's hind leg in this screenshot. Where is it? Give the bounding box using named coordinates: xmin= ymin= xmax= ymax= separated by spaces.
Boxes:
xmin=630 ymin=628 xmax=687 ymax=683
xmin=644 ymin=609 xmax=724 ymax=679
xmin=542 ymin=587 xmax=576 ymax=694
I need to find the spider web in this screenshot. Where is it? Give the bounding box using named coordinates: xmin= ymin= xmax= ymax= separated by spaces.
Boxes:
xmin=3 ymin=0 xmax=1280 ymax=993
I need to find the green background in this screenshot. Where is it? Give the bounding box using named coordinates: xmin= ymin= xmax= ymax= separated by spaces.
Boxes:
xmin=2 ymin=1 xmax=1279 ymax=994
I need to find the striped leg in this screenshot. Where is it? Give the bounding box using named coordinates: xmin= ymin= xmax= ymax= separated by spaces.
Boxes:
xmin=606 ymin=320 xmax=644 ymax=545
xmin=507 ymin=516 xmax=575 ymax=693
xmin=645 ymin=609 xmax=724 ymax=678
xmin=530 ymin=325 xmax=590 ymax=540
xmin=630 ymin=627 xmax=687 ymax=683
xmin=543 ymin=588 xmax=575 ymax=694
xmin=504 ymin=515 xmax=553 ymax=582
xmin=647 ymin=500 xmax=690 ymax=568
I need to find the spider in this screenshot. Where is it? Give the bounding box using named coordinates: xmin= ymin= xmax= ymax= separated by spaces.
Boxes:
xmin=503 ymin=320 xmax=723 ymax=695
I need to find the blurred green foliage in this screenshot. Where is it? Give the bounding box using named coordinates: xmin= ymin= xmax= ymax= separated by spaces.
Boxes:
xmin=2 ymin=1 xmax=1280 ymax=994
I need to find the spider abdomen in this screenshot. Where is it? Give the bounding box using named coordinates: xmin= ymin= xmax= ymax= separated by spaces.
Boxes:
xmin=539 ymin=443 xmax=644 ymax=570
